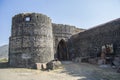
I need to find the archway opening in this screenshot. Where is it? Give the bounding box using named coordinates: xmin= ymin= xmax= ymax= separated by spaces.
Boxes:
xmin=57 ymin=39 xmax=69 ymax=61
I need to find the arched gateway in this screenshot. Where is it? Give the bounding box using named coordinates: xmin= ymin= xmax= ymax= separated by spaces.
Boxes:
xmin=57 ymin=39 xmax=69 ymax=60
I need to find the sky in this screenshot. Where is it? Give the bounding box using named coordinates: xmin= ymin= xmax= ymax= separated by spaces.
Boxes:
xmin=0 ymin=0 xmax=120 ymax=46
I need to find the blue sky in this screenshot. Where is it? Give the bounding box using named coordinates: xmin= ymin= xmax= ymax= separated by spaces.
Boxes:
xmin=0 ymin=0 xmax=120 ymax=46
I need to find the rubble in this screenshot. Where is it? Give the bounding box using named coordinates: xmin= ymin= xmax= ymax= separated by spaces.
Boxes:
xmin=46 ymin=59 xmax=62 ymax=70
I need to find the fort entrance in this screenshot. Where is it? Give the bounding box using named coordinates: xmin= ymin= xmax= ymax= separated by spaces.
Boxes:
xmin=57 ymin=39 xmax=69 ymax=60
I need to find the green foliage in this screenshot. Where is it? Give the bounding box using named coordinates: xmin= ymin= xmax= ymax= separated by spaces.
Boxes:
xmin=0 ymin=58 xmax=8 ymax=62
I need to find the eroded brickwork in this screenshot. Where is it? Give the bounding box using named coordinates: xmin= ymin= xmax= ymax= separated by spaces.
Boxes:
xmin=9 ymin=13 xmax=83 ymax=67
xmin=52 ymin=23 xmax=76 ymax=55
xmin=69 ymin=18 xmax=120 ymax=59
xmin=10 ymin=13 xmax=120 ymax=67
xmin=9 ymin=13 xmax=54 ymax=67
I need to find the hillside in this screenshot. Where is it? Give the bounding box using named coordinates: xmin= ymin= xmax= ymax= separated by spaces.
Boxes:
xmin=0 ymin=45 xmax=8 ymax=58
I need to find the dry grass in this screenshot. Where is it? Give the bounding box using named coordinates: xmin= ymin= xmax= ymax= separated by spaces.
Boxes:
xmin=0 ymin=61 xmax=119 ymax=80
xmin=0 ymin=58 xmax=8 ymax=62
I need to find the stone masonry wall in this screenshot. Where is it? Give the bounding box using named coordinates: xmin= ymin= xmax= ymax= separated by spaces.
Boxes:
xmin=69 ymin=18 xmax=120 ymax=59
xmin=9 ymin=12 xmax=120 ymax=67
xmin=9 ymin=13 xmax=54 ymax=67
xmin=52 ymin=23 xmax=83 ymax=57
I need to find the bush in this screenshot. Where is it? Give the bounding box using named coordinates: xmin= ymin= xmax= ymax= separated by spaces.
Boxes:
xmin=0 ymin=58 xmax=8 ymax=62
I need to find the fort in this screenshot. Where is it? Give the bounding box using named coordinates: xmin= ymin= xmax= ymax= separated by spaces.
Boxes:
xmin=9 ymin=13 xmax=120 ymax=68
xmin=68 ymin=18 xmax=120 ymax=63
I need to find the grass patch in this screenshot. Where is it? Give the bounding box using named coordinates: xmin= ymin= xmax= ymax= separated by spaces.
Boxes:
xmin=0 ymin=58 xmax=8 ymax=62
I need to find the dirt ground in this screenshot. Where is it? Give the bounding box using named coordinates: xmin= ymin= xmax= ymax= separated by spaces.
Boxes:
xmin=0 ymin=61 xmax=119 ymax=80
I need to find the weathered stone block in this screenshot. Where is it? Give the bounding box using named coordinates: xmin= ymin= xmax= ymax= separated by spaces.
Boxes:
xmin=46 ymin=60 xmax=62 ymax=70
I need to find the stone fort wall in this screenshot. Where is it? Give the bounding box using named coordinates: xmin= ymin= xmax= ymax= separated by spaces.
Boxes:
xmin=52 ymin=23 xmax=80 ymax=55
xmin=9 ymin=13 xmax=83 ymax=67
xmin=9 ymin=12 xmax=120 ymax=67
xmin=9 ymin=13 xmax=54 ymax=67
xmin=69 ymin=18 xmax=120 ymax=59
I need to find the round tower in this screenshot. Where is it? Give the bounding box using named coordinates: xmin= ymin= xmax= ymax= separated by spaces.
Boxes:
xmin=9 ymin=13 xmax=54 ymax=68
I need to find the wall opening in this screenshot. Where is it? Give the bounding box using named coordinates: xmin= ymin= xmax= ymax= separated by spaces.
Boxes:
xmin=57 ymin=39 xmax=69 ymax=60
xmin=25 ymin=17 xmax=31 ymax=22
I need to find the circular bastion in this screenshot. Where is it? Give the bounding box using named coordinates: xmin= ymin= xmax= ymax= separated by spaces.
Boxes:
xmin=9 ymin=13 xmax=54 ymax=68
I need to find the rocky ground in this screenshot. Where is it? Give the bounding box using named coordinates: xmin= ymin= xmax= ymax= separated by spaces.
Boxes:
xmin=0 ymin=61 xmax=119 ymax=80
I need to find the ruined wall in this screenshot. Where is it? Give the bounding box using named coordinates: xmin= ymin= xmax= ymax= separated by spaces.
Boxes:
xmin=52 ymin=23 xmax=83 ymax=57
xmin=69 ymin=18 xmax=120 ymax=59
xmin=9 ymin=13 xmax=54 ymax=67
